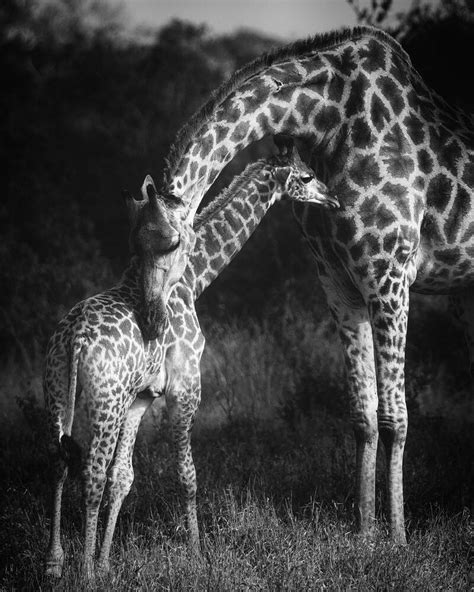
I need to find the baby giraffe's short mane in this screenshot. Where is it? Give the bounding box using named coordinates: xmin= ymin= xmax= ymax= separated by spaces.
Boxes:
xmin=194 ymin=158 xmax=278 ymax=231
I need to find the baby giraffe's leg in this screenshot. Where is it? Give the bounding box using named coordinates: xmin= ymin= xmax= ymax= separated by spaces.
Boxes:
xmin=82 ymin=392 xmax=126 ymax=580
xmin=44 ymin=365 xmax=71 ymax=579
xmin=97 ymin=393 xmax=155 ymax=574
xmin=45 ymin=442 xmax=68 ymax=578
xmin=167 ymin=388 xmax=200 ymax=549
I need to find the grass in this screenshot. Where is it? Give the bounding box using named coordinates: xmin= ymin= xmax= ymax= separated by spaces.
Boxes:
xmin=0 ymin=295 xmax=473 ymax=590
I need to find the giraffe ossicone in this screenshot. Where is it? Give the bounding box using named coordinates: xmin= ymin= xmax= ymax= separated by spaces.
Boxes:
xmin=43 ymin=141 xmax=335 ymax=579
xmin=158 ymin=25 xmax=474 ymax=544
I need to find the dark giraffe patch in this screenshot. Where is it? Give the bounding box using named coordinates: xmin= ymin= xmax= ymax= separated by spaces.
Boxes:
xmin=421 ymin=213 xmax=444 ymax=243
xmin=269 ymin=103 xmax=287 ymax=125
xmin=377 ymin=76 xmax=404 ymax=115
xmin=383 ymin=230 xmax=399 ymax=253
xmin=345 ymin=72 xmax=370 ymax=117
xmin=306 ymin=70 xmax=330 ymax=96
xmin=352 ymin=118 xmax=374 ymax=149
xmin=223 ymin=101 xmax=243 ymax=124
xmin=189 ymin=161 xmax=198 ymax=181
xmin=362 ymin=233 xmax=380 ymax=255
xmin=350 ymin=153 xmax=382 ymax=188
xmin=381 ymin=124 xmax=415 ymax=178
xmin=358 ymin=39 xmax=386 ymax=72
xmin=372 ymin=257 xmax=390 ymax=280
xmin=404 ymin=112 xmax=425 ymax=145
xmin=433 ymin=248 xmax=461 ymax=266
xmin=250 ymin=81 xmax=272 ymax=105
xmin=213 ymin=145 xmax=229 ymax=162
xmin=199 ymin=134 xmax=214 ymax=159
xmin=417 ymin=149 xmax=433 ymax=174
xmin=314 ymin=105 xmax=341 ymax=131
xmin=230 ymin=121 xmax=250 ymax=143
xmin=215 ymin=125 xmax=230 ymax=144
xmin=444 ymin=187 xmax=471 ymax=244
xmin=326 ymin=46 xmax=357 ymax=78
xmin=295 ymin=92 xmax=315 ymax=124
xmin=427 ymin=173 xmax=453 ymax=213
xmin=327 ymin=73 xmax=345 ymax=102
xmin=371 ymin=94 xmax=390 ymax=132
xmin=358 ymin=195 xmax=397 ymax=228
xmin=350 ymin=242 xmax=363 ymax=261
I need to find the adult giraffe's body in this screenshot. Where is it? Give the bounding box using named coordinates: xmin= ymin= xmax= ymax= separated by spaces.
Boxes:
xmin=155 ymin=26 xmax=474 ymax=543
xmin=44 ymin=146 xmax=334 ymax=578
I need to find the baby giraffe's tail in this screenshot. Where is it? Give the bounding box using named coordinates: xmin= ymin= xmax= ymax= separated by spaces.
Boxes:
xmin=59 ymin=338 xmax=83 ymax=478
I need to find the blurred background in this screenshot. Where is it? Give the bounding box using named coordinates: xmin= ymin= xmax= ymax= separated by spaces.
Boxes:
xmin=1 ymin=1 xmax=473 ymax=587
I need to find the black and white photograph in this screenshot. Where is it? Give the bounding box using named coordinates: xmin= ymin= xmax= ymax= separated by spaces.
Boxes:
xmin=1 ymin=0 xmax=473 ymax=589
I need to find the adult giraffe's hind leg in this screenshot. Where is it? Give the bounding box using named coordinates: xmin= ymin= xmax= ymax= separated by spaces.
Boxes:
xmin=323 ymin=282 xmax=378 ymax=536
xmin=96 ymin=393 xmax=155 ymax=574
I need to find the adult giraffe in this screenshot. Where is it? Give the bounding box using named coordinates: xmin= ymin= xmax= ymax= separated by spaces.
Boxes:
xmin=151 ymin=26 xmax=474 ymax=543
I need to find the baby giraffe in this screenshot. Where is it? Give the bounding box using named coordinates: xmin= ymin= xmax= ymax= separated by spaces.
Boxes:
xmin=43 ymin=140 xmax=338 ymax=579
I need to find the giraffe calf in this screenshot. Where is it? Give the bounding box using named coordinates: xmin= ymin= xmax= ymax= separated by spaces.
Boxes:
xmin=43 ymin=141 xmax=336 ymax=580
xmin=43 ymin=185 xmax=194 ymax=580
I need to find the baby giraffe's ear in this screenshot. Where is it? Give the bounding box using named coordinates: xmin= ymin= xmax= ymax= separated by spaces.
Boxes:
xmin=122 ymin=189 xmax=141 ymax=224
xmin=274 ymin=134 xmax=295 ymax=157
xmin=141 ymin=174 xmax=158 ymax=201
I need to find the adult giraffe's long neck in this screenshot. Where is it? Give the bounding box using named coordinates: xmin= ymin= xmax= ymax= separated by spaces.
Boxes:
xmin=184 ymin=159 xmax=280 ymax=299
xmin=162 ymin=27 xmax=412 ymax=221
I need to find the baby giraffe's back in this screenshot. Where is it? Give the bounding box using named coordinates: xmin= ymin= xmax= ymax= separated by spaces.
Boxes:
xmin=43 ymin=284 xmax=164 ymax=442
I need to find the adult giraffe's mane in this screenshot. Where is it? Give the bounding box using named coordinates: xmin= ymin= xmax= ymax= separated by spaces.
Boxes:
xmin=163 ymin=26 xmax=410 ymax=187
xmin=193 ymin=158 xmax=276 ymax=231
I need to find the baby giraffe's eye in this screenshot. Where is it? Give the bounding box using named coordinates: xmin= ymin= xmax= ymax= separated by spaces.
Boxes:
xmin=301 ymin=175 xmax=314 ymax=184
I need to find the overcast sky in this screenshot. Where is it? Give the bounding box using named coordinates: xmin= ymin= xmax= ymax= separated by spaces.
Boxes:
xmin=113 ymin=0 xmax=427 ymax=41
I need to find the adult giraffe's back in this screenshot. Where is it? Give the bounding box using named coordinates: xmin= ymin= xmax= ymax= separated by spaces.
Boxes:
xmin=155 ymin=25 xmax=474 ymax=543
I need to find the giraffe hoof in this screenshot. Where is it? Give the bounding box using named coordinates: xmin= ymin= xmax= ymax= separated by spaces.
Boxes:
xmin=96 ymin=559 xmax=110 ymax=576
xmin=44 ymin=561 xmax=63 ymax=579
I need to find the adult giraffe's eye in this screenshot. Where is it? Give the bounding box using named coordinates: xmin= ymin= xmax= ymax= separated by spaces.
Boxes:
xmin=301 ymin=175 xmax=314 ymax=184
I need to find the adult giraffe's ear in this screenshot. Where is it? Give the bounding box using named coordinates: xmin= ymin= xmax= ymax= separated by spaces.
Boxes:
xmin=274 ymin=134 xmax=295 ymax=157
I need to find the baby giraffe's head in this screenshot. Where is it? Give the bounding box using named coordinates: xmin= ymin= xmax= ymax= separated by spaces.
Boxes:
xmin=124 ymin=176 xmax=195 ymax=341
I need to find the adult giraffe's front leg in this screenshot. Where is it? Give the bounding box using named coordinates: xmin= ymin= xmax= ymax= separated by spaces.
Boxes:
xmin=367 ymin=269 xmax=410 ymax=545
xmin=322 ymin=280 xmax=378 ymax=535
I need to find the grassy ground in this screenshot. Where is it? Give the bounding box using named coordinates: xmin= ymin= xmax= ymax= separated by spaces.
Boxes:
xmin=1 ymin=297 xmax=473 ymax=590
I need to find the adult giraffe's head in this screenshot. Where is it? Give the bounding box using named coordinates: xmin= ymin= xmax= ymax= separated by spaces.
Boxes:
xmin=124 ymin=177 xmax=195 ymax=341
